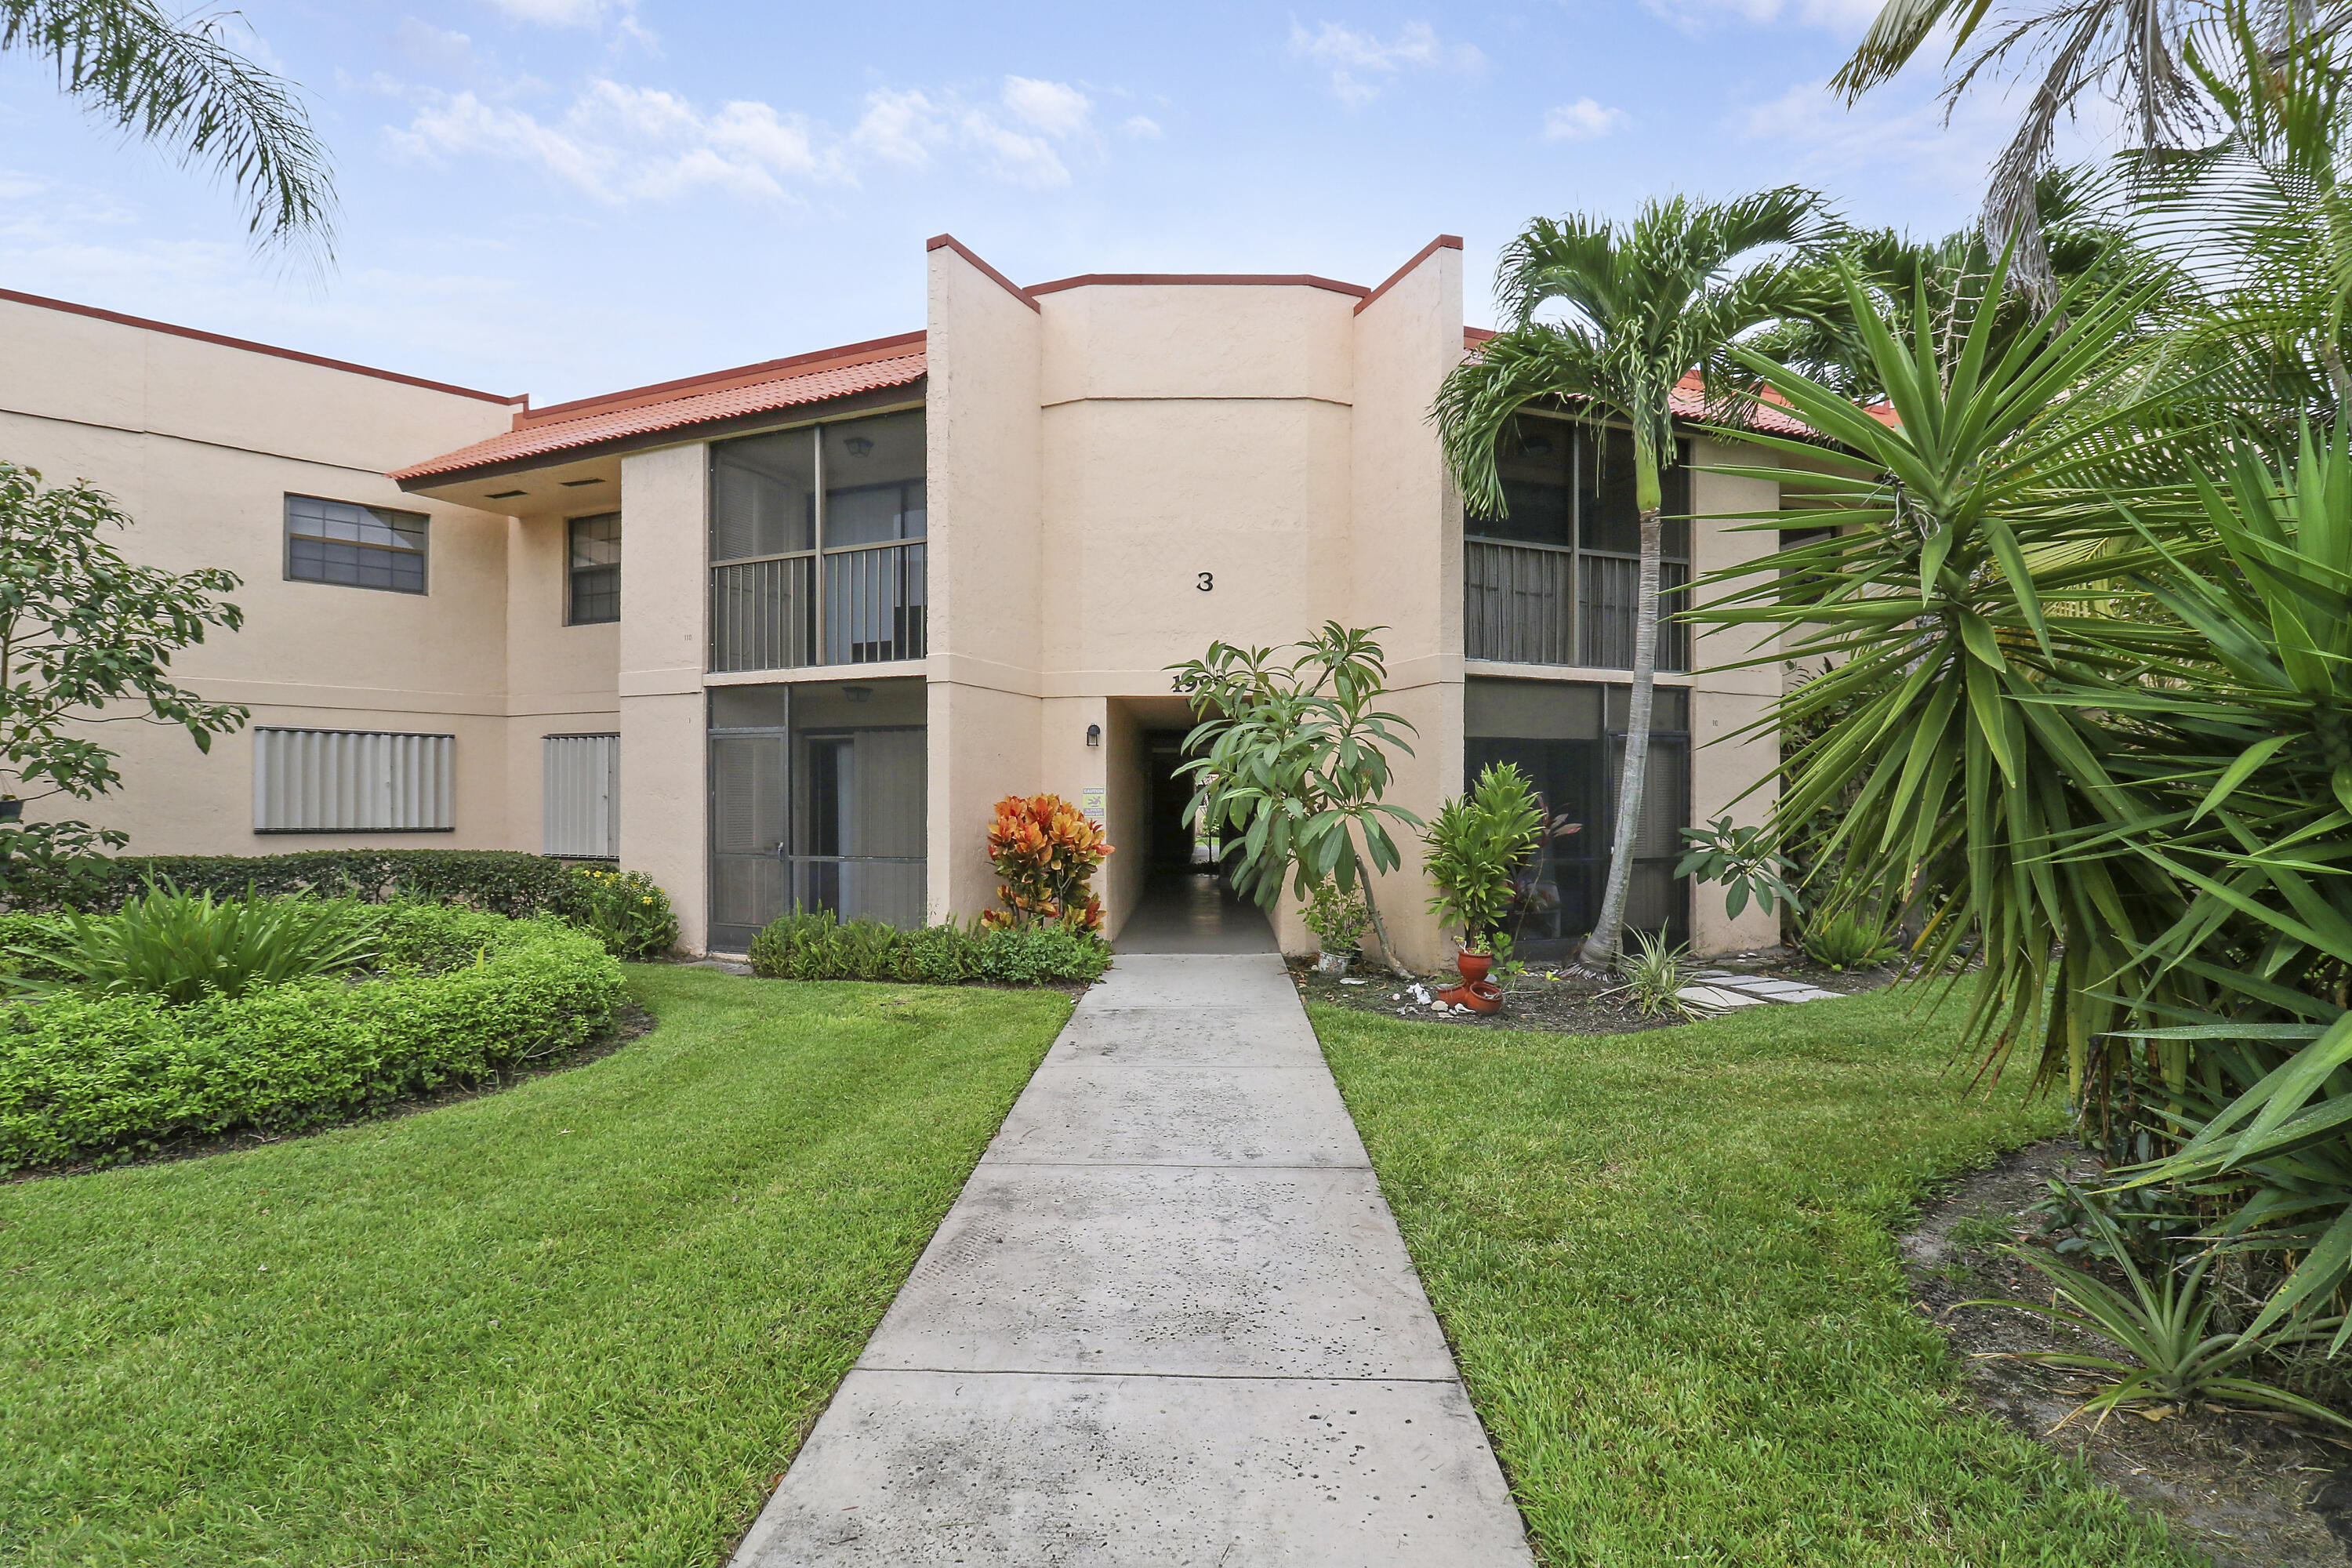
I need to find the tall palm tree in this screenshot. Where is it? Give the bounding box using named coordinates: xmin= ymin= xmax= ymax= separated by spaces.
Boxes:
xmin=2 ymin=0 xmax=335 ymax=262
xmin=1834 ymin=0 xmax=2348 ymax=311
xmin=1432 ymin=188 xmax=1842 ymax=969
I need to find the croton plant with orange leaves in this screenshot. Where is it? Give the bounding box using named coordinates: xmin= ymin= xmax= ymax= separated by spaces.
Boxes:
xmin=985 ymin=793 xmax=1115 ymax=933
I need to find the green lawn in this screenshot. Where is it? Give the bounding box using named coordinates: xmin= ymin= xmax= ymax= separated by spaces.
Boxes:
xmin=1311 ymin=987 xmax=2199 ymax=1568
xmin=1 ymin=967 xmax=1069 ymax=1568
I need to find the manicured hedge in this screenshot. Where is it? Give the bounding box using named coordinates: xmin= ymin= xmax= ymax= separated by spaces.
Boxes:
xmin=0 ymin=905 xmax=623 ymax=1172
xmin=748 ymin=909 xmax=1111 ymax=986
xmin=2 ymin=850 xmax=586 ymax=920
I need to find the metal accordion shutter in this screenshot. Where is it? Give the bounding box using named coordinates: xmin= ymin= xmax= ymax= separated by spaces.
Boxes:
xmin=252 ymin=728 xmax=456 ymax=832
xmin=542 ymin=734 xmax=620 ymax=858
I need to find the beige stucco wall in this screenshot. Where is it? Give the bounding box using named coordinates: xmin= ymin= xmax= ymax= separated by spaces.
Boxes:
xmin=0 ymin=295 xmax=532 ymax=859
xmin=613 ymin=444 xmax=708 ymax=947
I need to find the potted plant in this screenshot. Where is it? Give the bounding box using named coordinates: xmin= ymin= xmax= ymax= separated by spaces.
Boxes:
xmin=1421 ymin=764 xmax=1544 ymax=1007
xmin=1302 ymin=878 xmax=1370 ymax=979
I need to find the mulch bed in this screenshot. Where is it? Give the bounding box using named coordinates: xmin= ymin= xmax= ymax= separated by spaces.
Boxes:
xmin=1291 ymin=947 xmax=1897 ymax=1035
xmin=1906 ymin=1141 xmax=2352 ymax=1566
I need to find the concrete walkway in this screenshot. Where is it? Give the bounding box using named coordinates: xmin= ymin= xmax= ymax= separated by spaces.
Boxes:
xmin=729 ymin=953 xmax=1534 ymax=1566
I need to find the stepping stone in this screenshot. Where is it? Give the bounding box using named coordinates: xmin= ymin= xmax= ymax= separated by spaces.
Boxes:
xmin=1677 ymin=985 xmax=1769 ymax=1010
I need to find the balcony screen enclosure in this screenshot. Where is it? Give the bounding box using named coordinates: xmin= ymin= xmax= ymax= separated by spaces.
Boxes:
xmin=706 ymin=677 xmax=927 ymax=950
xmin=709 ymin=410 xmax=926 ymax=672
xmin=1464 ymin=416 xmax=1691 ymax=672
xmin=1464 ymin=676 xmax=1690 ymax=961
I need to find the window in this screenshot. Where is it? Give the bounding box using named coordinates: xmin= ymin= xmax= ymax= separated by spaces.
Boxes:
xmin=1463 ymin=418 xmax=1691 ymax=673
xmin=568 ymin=514 xmax=620 ymax=624
xmin=285 ymin=495 xmax=429 ymax=593
xmin=252 ymin=728 xmax=454 ymax=832
xmin=1463 ymin=676 xmax=1690 ymax=957
xmin=543 ymin=734 xmax=619 ymax=857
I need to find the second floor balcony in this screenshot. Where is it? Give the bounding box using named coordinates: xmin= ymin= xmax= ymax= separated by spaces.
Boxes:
xmin=1463 ymin=416 xmax=1691 ymax=673
xmin=708 ymin=409 xmax=927 ymax=673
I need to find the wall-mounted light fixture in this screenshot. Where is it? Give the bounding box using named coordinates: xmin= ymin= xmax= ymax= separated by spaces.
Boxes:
xmin=844 ymin=436 xmax=874 ymax=457
xmin=1085 ymin=724 xmax=1101 ymax=749
xmin=843 ymin=685 xmax=874 ymax=704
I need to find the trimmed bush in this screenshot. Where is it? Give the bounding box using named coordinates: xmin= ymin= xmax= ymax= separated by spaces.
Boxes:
xmin=0 ymin=904 xmax=623 ymax=1172
xmin=2 ymin=850 xmax=586 ymax=920
xmin=746 ymin=909 xmax=1108 ymax=987
xmin=563 ymin=866 xmax=681 ymax=960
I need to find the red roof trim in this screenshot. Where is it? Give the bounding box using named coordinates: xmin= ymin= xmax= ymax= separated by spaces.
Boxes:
xmin=518 ymin=330 xmax=926 ymax=427
xmin=1355 ymin=234 xmax=1463 ymax=316
xmin=0 ymin=286 xmax=523 ymax=405
xmin=1025 ymin=271 xmax=1371 ymax=300
xmin=390 ymin=352 xmax=927 ymax=484
xmin=926 ymin=234 xmax=1041 ymax=313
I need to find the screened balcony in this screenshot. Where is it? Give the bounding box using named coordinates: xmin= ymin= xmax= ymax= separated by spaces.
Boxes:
xmin=1464 ymin=416 xmax=1690 ymax=673
xmin=710 ymin=410 xmax=926 ymax=673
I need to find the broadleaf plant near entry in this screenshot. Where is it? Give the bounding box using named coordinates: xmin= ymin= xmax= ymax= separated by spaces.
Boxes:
xmin=1169 ymin=624 xmax=1421 ymax=974
xmin=1422 ymin=763 xmax=1544 ymax=956
xmin=0 ymin=463 xmax=249 ymax=877
xmin=983 ymin=794 xmax=1113 ymax=933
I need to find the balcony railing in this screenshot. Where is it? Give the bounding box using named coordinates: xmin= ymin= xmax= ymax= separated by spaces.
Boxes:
xmin=1466 ymin=539 xmax=1688 ymax=673
xmin=711 ymin=541 xmax=925 ymax=673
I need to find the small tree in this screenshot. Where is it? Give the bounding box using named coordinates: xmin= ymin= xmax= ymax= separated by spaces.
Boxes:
xmin=0 ymin=463 xmax=249 ymax=880
xmin=1169 ymin=624 xmax=1421 ymax=974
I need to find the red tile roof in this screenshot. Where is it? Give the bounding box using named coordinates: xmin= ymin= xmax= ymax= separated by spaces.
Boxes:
xmin=1459 ymin=329 xmax=1898 ymax=437
xmin=390 ymin=344 xmax=927 ymax=483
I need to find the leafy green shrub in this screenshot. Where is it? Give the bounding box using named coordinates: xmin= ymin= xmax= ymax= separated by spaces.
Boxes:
xmin=746 ymin=909 xmax=1105 ymax=986
xmin=971 ymin=920 xmax=1110 ymax=985
xmin=1800 ymin=904 xmax=1900 ymax=971
xmin=1422 ymin=764 xmax=1544 ymax=954
xmin=0 ymin=913 xmax=69 ymax=983
xmin=747 ymin=908 xmax=837 ymax=980
xmin=2 ymin=849 xmax=584 ymax=920
xmin=833 ymin=919 xmax=899 ymax=981
xmin=0 ymin=905 xmax=622 ymax=1172
xmin=8 ymin=885 xmax=376 ymax=1004
xmin=1301 ymin=878 xmax=1370 ymax=958
xmin=563 ymin=866 xmax=680 ymax=959
xmin=895 ymin=922 xmax=975 ymax=984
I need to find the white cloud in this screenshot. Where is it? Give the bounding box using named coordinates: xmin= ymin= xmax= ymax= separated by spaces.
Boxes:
xmin=394 ymin=18 xmax=477 ymax=77
xmin=483 ymin=0 xmax=624 ymax=26
xmin=1120 ymin=114 xmax=1165 ymax=139
xmin=387 ymin=73 xmax=1101 ymax=201
xmin=1544 ymin=97 xmax=1629 ymax=141
xmin=1645 ymin=0 xmax=1882 ymax=34
xmin=1288 ymin=20 xmax=1485 ymax=105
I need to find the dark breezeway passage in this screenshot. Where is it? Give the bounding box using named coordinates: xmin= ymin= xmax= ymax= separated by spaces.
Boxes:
xmin=1112 ymin=727 xmax=1277 ymax=955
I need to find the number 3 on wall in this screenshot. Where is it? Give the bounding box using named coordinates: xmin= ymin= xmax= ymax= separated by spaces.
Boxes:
xmin=1197 ymin=572 xmax=1214 ymax=592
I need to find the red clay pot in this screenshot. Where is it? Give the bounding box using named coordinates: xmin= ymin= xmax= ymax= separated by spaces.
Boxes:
xmin=1456 ymin=949 xmax=1494 ymax=986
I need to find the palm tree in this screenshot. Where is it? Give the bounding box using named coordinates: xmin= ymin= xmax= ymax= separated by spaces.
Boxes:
xmin=1833 ymin=0 xmax=2349 ymax=311
xmin=2 ymin=0 xmax=335 ymax=262
xmin=1432 ymin=188 xmax=1842 ymax=970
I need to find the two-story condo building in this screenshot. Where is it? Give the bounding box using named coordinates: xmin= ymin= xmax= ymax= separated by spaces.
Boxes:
xmin=0 ymin=233 xmax=1798 ymax=965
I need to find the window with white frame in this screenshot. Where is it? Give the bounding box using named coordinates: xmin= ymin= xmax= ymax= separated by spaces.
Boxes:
xmin=285 ymin=495 xmax=430 ymax=594
xmin=543 ymin=733 xmax=619 ymax=858
xmin=252 ymin=728 xmax=455 ymax=832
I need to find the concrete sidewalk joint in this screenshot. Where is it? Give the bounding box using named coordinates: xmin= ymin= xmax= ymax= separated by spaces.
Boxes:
xmin=729 ymin=951 xmax=1535 ymax=1566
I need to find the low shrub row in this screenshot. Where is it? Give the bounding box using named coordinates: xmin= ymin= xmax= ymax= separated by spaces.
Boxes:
xmin=748 ymin=908 xmax=1111 ymax=987
xmin=0 ymin=903 xmax=624 ymax=1172
xmin=0 ymin=850 xmax=680 ymax=960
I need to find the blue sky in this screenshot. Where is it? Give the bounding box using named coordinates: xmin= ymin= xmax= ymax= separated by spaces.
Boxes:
xmin=0 ymin=1 xmax=2084 ymax=405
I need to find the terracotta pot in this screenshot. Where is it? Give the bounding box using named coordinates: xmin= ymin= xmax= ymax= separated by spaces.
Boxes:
xmin=1456 ymin=949 xmax=1493 ymax=986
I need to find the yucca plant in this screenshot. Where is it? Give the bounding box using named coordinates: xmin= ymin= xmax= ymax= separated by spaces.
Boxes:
xmin=1800 ymin=902 xmax=1902 ymax=971
xmin=1693 ymin=247 xmax=2191 ymax=1098
xmin=8 ymin=883 xmax=375 ymax=1004
xmin=1964 ymin=1203 xmax=2352 ymax=1431
xmin=1611 ymin=930 xmax=1700 ymax=1021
